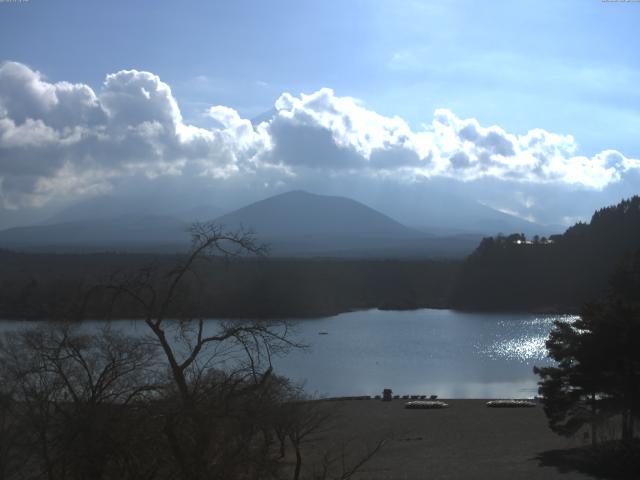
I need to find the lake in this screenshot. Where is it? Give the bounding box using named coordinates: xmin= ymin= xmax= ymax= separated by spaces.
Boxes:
xmin=270 ymin=309 xmax=575 ymax=399
xmin=0 ymin=309 xmax=576 ymax=399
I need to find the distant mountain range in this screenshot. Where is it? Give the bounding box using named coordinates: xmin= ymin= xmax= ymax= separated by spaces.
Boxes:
xmin=0 ymin=190 xmax=556 ymax=257
xmin=409 ymin=197 xmax=560 ymax=237
xmin=44 ymin=195 xmax=223 ymax=225
xmin=0 ymin=215 xmax=188 ymax=251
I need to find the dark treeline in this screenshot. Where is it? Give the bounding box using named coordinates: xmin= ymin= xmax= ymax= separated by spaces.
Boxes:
xmin=451 ymin=196 xmax=640 ymax=312
xmin=0 ymin=224 xmax=388 ymax=480
xmin=0 ymin=251 xmax=460 ymax=320
xmin=2 ymin=196 xmax=639 ymax=319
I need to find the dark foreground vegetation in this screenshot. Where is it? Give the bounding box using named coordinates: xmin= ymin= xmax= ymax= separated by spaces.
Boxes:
xmin=0 ymin=225 xmax=385 ymax=480
xmin=533 ymin=249 xmax=640 ymax=478
xmin=0 ymin=323 xmax=387 ymax=480
xmin=0 ymin=251 xmax=459 ymax=320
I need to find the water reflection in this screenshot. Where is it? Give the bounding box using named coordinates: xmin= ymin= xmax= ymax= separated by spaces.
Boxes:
xmin=484 ymin=336 xmax=548 ymax=362
xmin=0 ymin=310 xmax=577 ymax=399
xmin=271 ymin=309 xmax=576 ymax=398
xmin=479 ymin=315 xmax=578 ymax=362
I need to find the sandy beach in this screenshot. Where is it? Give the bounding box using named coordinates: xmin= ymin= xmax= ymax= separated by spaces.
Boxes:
xmin=296 ymin=399 xmax=594 ymax=480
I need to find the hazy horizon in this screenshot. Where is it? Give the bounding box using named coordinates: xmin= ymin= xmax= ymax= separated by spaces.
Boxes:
xmin=1 ymin=1 xmax=639 ymax=232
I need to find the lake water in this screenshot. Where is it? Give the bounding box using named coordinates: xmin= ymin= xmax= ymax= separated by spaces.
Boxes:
xmin=269 ymin=309 xmax=576 ymax=399
xmin=0 ymin=309 xmax=576 ymax=399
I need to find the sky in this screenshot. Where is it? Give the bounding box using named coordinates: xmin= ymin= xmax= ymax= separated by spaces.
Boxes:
xmin=0 ymin=0 xmax=639 ymax=229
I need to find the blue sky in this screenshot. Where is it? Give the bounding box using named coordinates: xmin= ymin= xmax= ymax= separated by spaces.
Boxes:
xmin=0 ymin=0 xmax=639 ymax=227
xmin=2 ymin=0 xmax=638 ymax=155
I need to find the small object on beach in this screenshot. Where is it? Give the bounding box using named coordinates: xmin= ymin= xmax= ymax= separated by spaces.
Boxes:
xmin=382 ymin=388 xmax=393 ymax=401
xmin=486 ymin=400 xmax=536 ymax=408
xmin=405 ymin=400 xmax=449 ymax=409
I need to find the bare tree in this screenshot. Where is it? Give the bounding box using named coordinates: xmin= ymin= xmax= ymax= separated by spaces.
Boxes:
xmin=285 ymin=397 xmax=334 ymax=480
xmin=268 ymin=385 xmax=386 ymax=480
xmin=0 ymin=388 xmax=23 ymax=480
xmin=0 ymin=323 xmax=160 ymax=480
xmin=0 ymin=222 xmax=385 ymax=480
xmin=312 ymin=437 xmax=387 ymax=480
xmin=96 ymin=222 xmax=301 ymax=479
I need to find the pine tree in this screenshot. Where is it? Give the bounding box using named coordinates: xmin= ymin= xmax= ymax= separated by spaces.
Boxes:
xmin=535 ymin=255 xmax=640 ymax=444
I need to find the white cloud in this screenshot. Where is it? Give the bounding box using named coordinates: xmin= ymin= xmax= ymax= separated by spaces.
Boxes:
xmin=267 ymin=88 xmax=429 ymax=171
xmin=264 ymin=88 xmax=639 ymax=189
xmin=0 ymin=61 xmax=638 ymax=212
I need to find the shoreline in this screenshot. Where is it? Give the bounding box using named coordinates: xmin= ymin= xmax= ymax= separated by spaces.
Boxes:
xmin=0 ymin=305 xmax=578 ymax=322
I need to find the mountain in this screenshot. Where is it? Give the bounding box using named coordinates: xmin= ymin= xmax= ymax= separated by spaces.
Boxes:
xmin=3 ymin=195 xmax=225 ymax=252
xmin=0 ymin=214 xmax=189 ymax=252
xmin=210 ymin=190 xmax=471 ymax=257
xmin=45 ymin=195 xmax=223 ymax=225
xmin=214 ymin=190 xmax=421 ymax=238
xmin=373 ymin=188 xmax=559 ymax=237
xmin=172 ymin=204 xmax=224 ymax=223
xmin=416 ymin=202 xmax=557 ymax=237
xmin=0 ymin=190 xmax=481 ymax=257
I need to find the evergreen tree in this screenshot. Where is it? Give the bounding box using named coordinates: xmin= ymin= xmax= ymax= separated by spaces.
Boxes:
xmin=535 ymin=255 xmax=640 ymax=444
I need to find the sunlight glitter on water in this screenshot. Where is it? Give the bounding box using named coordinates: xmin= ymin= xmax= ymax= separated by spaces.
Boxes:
xmin=483 ymin=315 xmax=579 ymax=362
xmin=485 ymin=336 xmax=549 ymax=362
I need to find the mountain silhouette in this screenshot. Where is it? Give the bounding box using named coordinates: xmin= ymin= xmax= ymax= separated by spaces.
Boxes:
xmin=0 ymin=190 xmax=481 ymax=257
xmin=44 ymin=195 xmax=222 ymax=225
xmin=209 ymin=190 xmax=472 ymax=257
xmin=214 ymin=190 xmax=422 ymax=238
xmin=0 ymin=214 xmax=188 ymax=252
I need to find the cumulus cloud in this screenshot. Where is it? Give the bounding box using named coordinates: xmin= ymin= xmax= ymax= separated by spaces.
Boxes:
xmin=268 ymin=88 xmax=428 ymax=169
xmin=264 ymin=88 xmax=639 ymax=189
xmin=0 ymin=61 xmax=638 ymax=212
xmin=0 ymin=62 xmax=270 ymax=208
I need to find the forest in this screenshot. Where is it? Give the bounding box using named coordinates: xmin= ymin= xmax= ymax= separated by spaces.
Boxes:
xmin=451 ymin=196 xmax=640 ymax=312
xmin=0 ymin=251 xmax=460 ymax=319
xmin=1 ymin=196 xmax=639 ymax=320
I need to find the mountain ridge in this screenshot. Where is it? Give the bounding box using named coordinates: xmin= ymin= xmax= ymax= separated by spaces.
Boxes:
xmin=213 ymin=190 xmax=424 ymax=238
xmin=0 ymin=189 xmax=551 ymax=258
